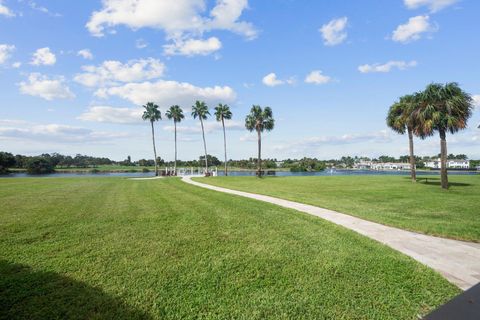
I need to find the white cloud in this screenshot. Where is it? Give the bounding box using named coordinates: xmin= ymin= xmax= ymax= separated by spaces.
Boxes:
xmin=273 ymin=130 xmax=393 ymax=154
xmin=262 ymin=73 xmax=283 ymax=87
xmin=0 ymin=1 xmax=15 ymax=17
xmin=358 ymin=60 xmax=417 ymax=73
xmin=473 ymin=95 xmax=480 ymax=109
xmin=239 ymin=133 xmax=256 ymax=142
xmin=262 ymin=73 xmax=295 ymax=87
xmin=74 ymin=58 xmax=165 ymax=87
xmin=78 ymin=106 xmax=143 ymax=124
xmin=164 ymin=120 xmax=244 ymax=134
xmin=404 ymin=0 xmax=458 ymax=12
xmin=12 ymin=61 xmax=21 ymax=68
xmin=319 ymin=17 xmax=348 ymax=46
xmin=304 ymin=70 xmax=332 ymax=84
xmin=27 ymin=1 xmax=61 ymax=17
xmin=0 ymin=122 xmax=127 ymax=143
xmin=136 ymin=38 xmax=148 ymax=49
xmin=19 ymin=73 xmax=75 ymax=100
xmin=391 ymin=15 xmax=436 ymax=43
xmin=164 ymin=37 xmax=222 ymax=56
xmin=0 ymin=44 xmax=15 ymax=64
xmin=77 ymin=49 xmax=94 ymax=60
xmin=30 ymin=47 xmax=56 ymax=65
xmin=86 ymin=0 xmax=257 ymax=55
xmin=95 ymin=79 xmax=236 ymax=106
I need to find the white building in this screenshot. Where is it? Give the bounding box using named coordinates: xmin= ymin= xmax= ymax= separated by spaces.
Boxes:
xmin=372 ymin=162 xmax=411 ymax=171
xmin=424 ymin=159 xmax=470 ymax=169
xmin=353 ymin=161 xmax=412 ymax=170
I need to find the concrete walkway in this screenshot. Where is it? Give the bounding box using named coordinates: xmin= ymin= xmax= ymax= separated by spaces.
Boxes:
xmin=182 ymin=176 xmax=480 ymax=290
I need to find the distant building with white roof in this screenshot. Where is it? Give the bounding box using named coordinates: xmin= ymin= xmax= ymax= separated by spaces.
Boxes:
xmin=424 ymin=159 xmax=470 ymax=169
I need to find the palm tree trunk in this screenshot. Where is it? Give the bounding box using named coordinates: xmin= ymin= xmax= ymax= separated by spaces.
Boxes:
xmin=222 ymin=117 xmax=227 ymax=176
xmin=151 ymin=120 xmax=158 ymax=176
xmin=200 ymin=118 xmax=208 ymax=174
xmin=408 ymin=128 xmax=416 ymax=182
xmin=257 ymin=129 xmax=262 ymax=177
xmin=439 ymin=129 xmax=448 ymax=189
xmin=174 ymin=120 xmax=177 ymax=176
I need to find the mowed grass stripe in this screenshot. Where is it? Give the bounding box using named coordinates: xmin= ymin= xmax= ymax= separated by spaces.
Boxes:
xmin=0 ymin=177 xmax=458 ymax=319
xmin=195 ymin=175 xmax=480 ymax=241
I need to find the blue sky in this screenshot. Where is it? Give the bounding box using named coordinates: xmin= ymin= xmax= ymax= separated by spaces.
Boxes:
xmin=0 ymin=0 xmax=479 ymax=161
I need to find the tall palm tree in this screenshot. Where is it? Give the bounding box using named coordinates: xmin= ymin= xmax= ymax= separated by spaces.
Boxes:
xmin=191 ymin=100 xmax=210 ymax=174
xmin=413 ymin=83 xmax=473 ymax=189
xmin=165 ymin=105 xmax=184 ymax=175
xmin=386 ymin=94 xmax=418 ymax=182
xmin=245 ymin=105 xmax=275 ymax=177
xmin=142 ymin=102 xmax=162 ymax=176
xmin=214 ymin=103 xmax=232 ymax=176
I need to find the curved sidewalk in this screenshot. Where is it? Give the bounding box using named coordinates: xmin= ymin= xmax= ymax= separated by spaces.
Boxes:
xmin=182 ymin=176 xmax=480 ymax=290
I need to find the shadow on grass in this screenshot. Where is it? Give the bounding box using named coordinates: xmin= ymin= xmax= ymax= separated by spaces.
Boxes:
xmin=0 ymin=260 xmax=152 ymax=320
xmin=413 ymin=177 xmax=472 ymax=187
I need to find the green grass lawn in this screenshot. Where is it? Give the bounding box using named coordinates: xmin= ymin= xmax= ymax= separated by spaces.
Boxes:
xmin=0 ymin=177 xmax=458 ymax=319
xmin=195 ymin=175 xmax=480 ymax=242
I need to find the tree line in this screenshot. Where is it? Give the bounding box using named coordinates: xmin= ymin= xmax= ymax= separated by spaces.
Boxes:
xmin=2 ymin=151 xmax=477 ymax=175
xmin=387 ymin=82 xmax=474 ymax=189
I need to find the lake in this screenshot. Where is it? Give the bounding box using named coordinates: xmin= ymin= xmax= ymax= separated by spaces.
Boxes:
xmin=2 ymin=169 xmax=478 ymax=178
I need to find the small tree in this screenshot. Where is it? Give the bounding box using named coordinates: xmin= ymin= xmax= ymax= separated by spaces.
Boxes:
xmin=245 ymin=105 xmax=275 ymax=177
xmin=0 ymin=152 xmax=16 ymax=174
xmin=26 ymin=157 xmax=55 ymax=174
xmin=414 ymin=83 xmax=473 ymax=189
xmin=142 ymin=102 xmax=162 ymax=176
xmin=191 ymin=101 xmax=210 ymax=174
xmin=214 ymin=104 xmax=232 ymax=176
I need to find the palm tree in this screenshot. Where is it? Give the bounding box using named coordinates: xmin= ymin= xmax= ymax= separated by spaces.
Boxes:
xmin=165 ymin=105 xmax=185 ymax=175
xmin=413 ymin=83 xmax=473 ymax=189
xmin=386 ymin=94 xmax=418 ymax=182
xmin=142 ymin=102 xmax=162 ymax=176
xmin=191 ymin=100 xmax=210 ymax=174
xmin=245 ymin=105 xmax=275 ymax=177
xmin=214 ymin=104 xmax=232 ymax=176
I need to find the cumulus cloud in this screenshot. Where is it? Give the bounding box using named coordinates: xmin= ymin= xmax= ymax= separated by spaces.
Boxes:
xmin=19 ymin=73 xmax=75 ymax=100
xmin=77 ymin=49 xmax=94 ymax=60
xmin=404 ymin=0 xmax=458 ymax=12
xmin=391 ymin=15 xmax=436 ymax=43
xmin=0 ymin=44 xmax=15 ymax=64
xmin=74 ymin=58 xmax=165 ymax=87
xmin=164 ymin=37 xmax=222 ymax=56
xmin=0 ymin=122 xmax=127 ymax=143
xmin=304 ymin=70 xmax=332 ymax=84
xmin=78 ymin=106 xmax=143 ymax=124
xmin=0 ymin=1 xmax=15 ymax=17
xmin=319 ymin=17 xmax=348 ymax=46
xmin=30 ymin=47 xmax=56 ymax=65
xmin=262 ymin=73 xmax=283 ymax=87
xmin=86 ymin=0 xmax=257 ymax=55
xmin=95 ymin=79 xmax=236 ymax=106
xmin=262 ymin=73 xmax=295 ymax=87
xmin=12 ymin=61 xmax=21 ymax=68
xmin=358 ymin=60 xmax=417 ymax=73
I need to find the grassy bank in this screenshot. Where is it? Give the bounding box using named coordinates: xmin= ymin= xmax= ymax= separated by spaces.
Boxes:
xmin=0 ymin=177 xmax=457 ymax=319
xmin=195 ymin=175 xmax=480 ymax=242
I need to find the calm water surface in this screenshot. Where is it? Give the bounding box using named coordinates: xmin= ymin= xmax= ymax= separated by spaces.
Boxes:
xmin=2 ymin=169 xmax=478 ymax=178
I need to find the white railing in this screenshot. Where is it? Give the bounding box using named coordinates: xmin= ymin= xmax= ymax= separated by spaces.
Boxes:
xmin=163 ymin=166 xmax=218 ymax=177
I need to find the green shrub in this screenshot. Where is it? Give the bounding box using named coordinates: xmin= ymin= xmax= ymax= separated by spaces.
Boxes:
xmin=26 ymin=157 xmax=55 ymax=174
